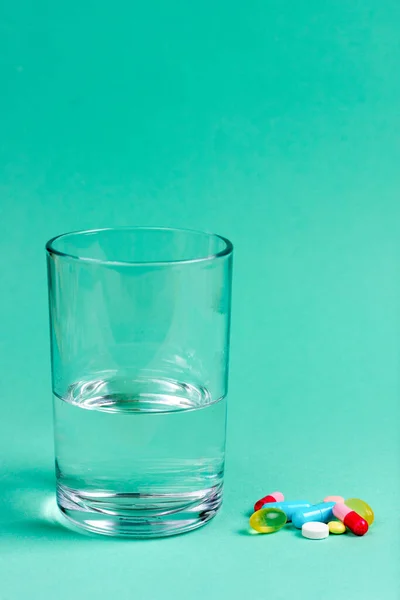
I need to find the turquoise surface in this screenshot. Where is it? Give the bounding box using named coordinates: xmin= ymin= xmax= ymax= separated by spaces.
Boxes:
xmin=0 ymin=1 xmax=399 ymax=598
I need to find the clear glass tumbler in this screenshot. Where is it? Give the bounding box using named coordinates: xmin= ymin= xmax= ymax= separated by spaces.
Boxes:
xmin=46 ymin=227 xmax=233 ymax=537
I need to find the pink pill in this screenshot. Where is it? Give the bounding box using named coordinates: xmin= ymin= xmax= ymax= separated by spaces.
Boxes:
xmin=333 ymin=502 xmax=368 ymax=536
xmin=254 ymin=491 xmax=284 ymax=512
xmin=323 ymin=495 xmax=344 ymax=503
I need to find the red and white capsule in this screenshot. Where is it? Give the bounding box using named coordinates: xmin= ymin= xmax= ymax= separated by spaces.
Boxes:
xmin=254 ymin=491 xmax=284 ymax=512
xmin=333 ymin=502 xmax=368 ymax=536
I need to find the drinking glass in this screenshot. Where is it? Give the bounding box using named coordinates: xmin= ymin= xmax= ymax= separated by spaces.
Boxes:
xmin=46 ymin=227 xmax=233 ymax=537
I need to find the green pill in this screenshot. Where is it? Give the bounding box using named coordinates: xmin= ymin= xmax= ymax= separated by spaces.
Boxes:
xmin=249 ymin=508 xmax=287 ymax=533
xmin=345 ymin=498 xmax=374 ymax=526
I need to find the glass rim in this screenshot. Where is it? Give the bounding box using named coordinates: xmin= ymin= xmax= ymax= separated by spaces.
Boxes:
xmin=46 ymin=226 xmax=233 ymax=267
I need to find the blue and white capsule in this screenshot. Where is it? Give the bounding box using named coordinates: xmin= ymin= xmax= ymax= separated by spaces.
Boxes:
xmin=292 ymin=502 xmax=335 ymax=529
xmin=261 ymin=501 xmax=312 ymax=522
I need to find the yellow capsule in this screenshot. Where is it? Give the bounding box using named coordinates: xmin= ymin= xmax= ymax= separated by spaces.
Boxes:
xmin=328 ymin=520 xmax=346 ymax=534
xmin=249 ymin=508 xmax=287 ymax=533
xmin=345 ymin=498 xmax=374 ymax=526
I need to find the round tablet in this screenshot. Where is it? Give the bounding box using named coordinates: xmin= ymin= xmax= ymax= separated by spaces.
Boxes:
xmin=324 ymin=495 xmax=345 ymax=504
xmin=345 ymin=498 xmax=374 ymax=526
xmin=302 ymin=521 xmax=329 ymax=540
xmin=328 ymin=520 xmax=346 ymax=534
xmin=249 ymin=508 xmax=287 ymax=533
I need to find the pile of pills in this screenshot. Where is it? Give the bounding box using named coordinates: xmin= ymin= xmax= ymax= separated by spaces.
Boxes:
xmin=249 ymin=492 xmax=374 ymax=540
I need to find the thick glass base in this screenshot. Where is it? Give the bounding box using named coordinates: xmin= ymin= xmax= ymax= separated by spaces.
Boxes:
xmin=57 ymin=482 xmax=223 ymax=537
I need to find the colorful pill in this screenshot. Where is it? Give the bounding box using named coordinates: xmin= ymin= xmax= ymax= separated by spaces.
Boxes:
xmin=260 ymin=501 xmax=312 ymax=521
xmin=328 ymin=520 xmax=346 ymax=534
xmin=249 ymin=508 xmax=287 ymax=533
xmin=292 ymin=502 xmax=335 ymax=529
xmin=302 ymin=522 xmax=329 ymax=540
xmin=345 ymin=498 xmax=374 ymax=526
xmin=333 ymin=502 xmax=368 ymax=536
xmin=254 ymin=491 xmax=284 ymax=512
xmin=324 ymin=495 xmax=345 ymax=504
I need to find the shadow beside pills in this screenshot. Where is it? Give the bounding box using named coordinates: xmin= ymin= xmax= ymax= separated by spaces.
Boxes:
xmin=242 ymin=521 xmax=371 ymax=540
xmin=237 ymin=527 xmax=259 ymax=536
xmin=239 ymin=523 xmax=298 ymax=537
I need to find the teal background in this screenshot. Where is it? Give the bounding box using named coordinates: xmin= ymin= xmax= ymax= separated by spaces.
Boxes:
xmin=1 ymin=1 xmax=399 ymax=598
